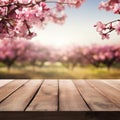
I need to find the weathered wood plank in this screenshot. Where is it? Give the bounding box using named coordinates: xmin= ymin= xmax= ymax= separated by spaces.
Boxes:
xmin=103 ymin=80 xmax=120 ymax=91
xmin=26 ymin=80 xmax=58 ymax=111
xmin=0 ymin=80 xmax=13 ymax=87
xmin=0 ymin=80 xmax=43 ymax=111
xmin=59 ymin=80 xmax=89 ymax=111
xmin=0 ymin=79 xmax=120 ymax=111
xmin=74 ymin=80 xmax=120 ymax=111
xmin=87 ymin=80 xmax=120 ymax=108
xmin=0 ymin=80 xmax=28 ymax=102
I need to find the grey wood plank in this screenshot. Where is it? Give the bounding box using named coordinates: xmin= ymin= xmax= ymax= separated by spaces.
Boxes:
xmin=0 ymin=80 xmax=28 ymax=102
xmin=0 ymin=80 xmax=43 ymax=111
xmin=87 ymin=80 xmax=120 ymax=108
xmin=26 ymin=80 xmax=58 ymax=111
xmin=74 ymin=80 xmax=120 ymax=111
xmin=59 ymin=80 xmax=89 ymax=111
xmin=0 ymin=80 xmax=13 ymax=87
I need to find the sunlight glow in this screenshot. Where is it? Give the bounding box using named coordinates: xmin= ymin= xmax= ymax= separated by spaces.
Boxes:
xmin=31 ymin=0 xmax=120 ymax=48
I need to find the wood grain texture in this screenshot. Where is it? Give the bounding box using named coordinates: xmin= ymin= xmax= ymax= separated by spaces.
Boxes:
xmin=87 ymin=80 xmax=120 ymax=108
xmin=0 ymin=80 xmax=28 ymax=102
xmin=26 ymin=80 xmax=58 ymax=111
xmin=0 ymin=80 xmax=42 ymax=111
xmin=0 ymin=79 xmax=120 ymax=111
xmin=74 ymin=80 xmax=120 ymax=111
xmin=0 ymin=80 xmax=13 ymax=87
xmin=103 ymin=80 xmax=120 ymax=91
xmin=59 ymin=80 xmax=89 ymax=111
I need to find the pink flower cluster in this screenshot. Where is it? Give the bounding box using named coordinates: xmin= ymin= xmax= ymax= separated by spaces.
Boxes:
xmin=0 ymin=38 xmax=30 ymax=69
xmin=59 ymin=0 xmax=85 ymax=8
xmin=94 ymin=20 xmax=120 ymax=39
xmin=50 ymin=44 xmax=120 ymax=69
xmin=0 ymin=0 xmax=119 ymax=41
xmin=94 ymin=0 xmax=120 ymax=39
xmin=0 ymin=0 xmax=85 ymax=39
xmin=0 ymin=1 xmax=50 ymax=39
xmin=0 ymin=38 xmax=53 ymax=68
xmin=99 ymin=0 xmax=120 ymax=14
xmin=1 ymin=38 xmax=120 ymax=70
xmin=81 ymin=44 xmax=120 ymax=68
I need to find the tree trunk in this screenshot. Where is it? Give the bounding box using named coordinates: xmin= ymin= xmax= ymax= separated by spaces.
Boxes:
xmin=7 ymin=65 xmax=11 ymax=73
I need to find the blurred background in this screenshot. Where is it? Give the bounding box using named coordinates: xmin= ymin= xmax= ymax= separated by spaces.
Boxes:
xmin=0 ymin=39 xmax=120 ymax=79
xmin=0 ymin=0 xmax=120 ymax=79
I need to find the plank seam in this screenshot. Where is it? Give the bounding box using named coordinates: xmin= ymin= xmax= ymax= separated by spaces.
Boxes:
xmin=72 ymin=80 xmax=91 ymax=111
xmin=103 ymin=80 xmax=120 ymax=91
xmin=0 ymin=80 xmax=29 ymax=103
xmin=24 ymin=80 xmax=44 ymax=111
xmin=86 ymin=80 xmax=120 ymax=109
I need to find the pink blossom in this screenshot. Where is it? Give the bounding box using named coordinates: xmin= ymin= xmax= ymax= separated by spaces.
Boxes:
xmin=99 ymin=0 xmax=120 ymax=13
xmin=94 ymin=21 xmax=106 ymax=32
xmin=0 ymin=0 xmax=86 ymax=39
xmin=56 ymin=3 xmax=65 ymax=12
xmin=99 ymin=1 xmax=110 ymax=11
xmin=75 ymin=0 xmax=85 ymax=8
xmin=93 ymin=55 xmax=99 ymax=60
xmin=113 ymin=3 xmax=120 ymax=14
xmin=100 ymin=33 xmax=110 ymax=40
xmin=99 ymin=54 xmax=105 ymax=60
xmin=114 ymin=21 xmax=120 ymax=35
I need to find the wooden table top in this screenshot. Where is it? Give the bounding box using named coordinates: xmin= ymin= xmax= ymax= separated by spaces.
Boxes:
xmin=0 ymin=79 xmax=120 ymax=111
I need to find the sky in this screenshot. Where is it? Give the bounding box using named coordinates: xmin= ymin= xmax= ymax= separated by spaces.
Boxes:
xmin=32 ymin=0 xmax=120 ymax=48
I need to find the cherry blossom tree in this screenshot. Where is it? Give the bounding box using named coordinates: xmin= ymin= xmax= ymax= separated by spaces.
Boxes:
xmin=82 ymin=45 xmax=103 ymax=68
xmin=0 ymin=38 xmax=30 ymax=70
xmin=0 ymin=0 xmax=84 ymax=39
xmin=94 ymin=0 xmax=120 ymax=39
xmin=56 ymin=46 xmax=88 ymax=69
xmin=28 ymin=45 xmax=51 ymax=67
xmin=83 ymin=45 xmax=120 ymax=70
xmin=58 ymin=44 xmax=120 ymax=70
xmin=18 ymin=43 xmax=52 ymax=69
xmin=0 ymin=0 xmax=119 ymax=40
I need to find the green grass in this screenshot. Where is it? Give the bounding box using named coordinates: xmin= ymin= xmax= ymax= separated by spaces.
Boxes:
xmin=0 ymin=63 xmax=120 ymax=79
